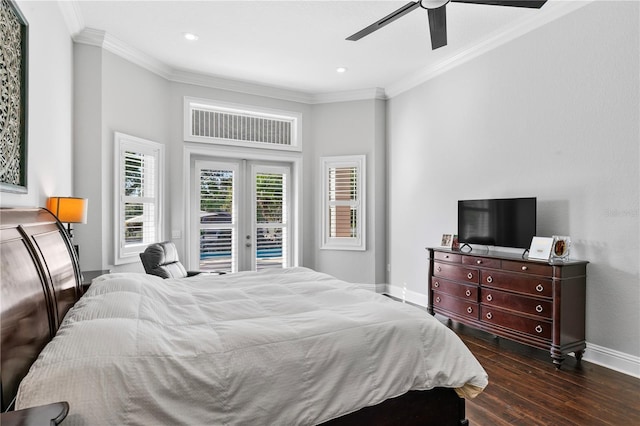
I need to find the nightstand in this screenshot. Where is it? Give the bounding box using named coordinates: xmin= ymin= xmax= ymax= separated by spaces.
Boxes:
xmin=1 ymin=401 xmax=69 ymax=426
xmin=81 ymin=269 xmax=111 ymax=294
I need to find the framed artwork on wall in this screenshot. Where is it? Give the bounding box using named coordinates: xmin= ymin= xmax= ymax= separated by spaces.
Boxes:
xmin=0 ymin=0 xmax=29 ymax=193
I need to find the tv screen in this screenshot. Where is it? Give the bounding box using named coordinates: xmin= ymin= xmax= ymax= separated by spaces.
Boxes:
xmin=458 ymin=197 xmax=536 ymax=249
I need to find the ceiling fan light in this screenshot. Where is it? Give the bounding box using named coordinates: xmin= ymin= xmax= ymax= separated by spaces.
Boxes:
xmin=420 ymin=0 xmax=450 ymax=9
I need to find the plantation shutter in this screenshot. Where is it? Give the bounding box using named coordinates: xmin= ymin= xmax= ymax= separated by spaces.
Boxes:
xmin=254 ymin=169 xmax=287 ymax=270
xmin=115 ymin=133 xmax=164 ymax=264
xmin=198 ymin=166 xmax=236 ymax=272
xmin=321 ymin=156 xmax=366 ymax=251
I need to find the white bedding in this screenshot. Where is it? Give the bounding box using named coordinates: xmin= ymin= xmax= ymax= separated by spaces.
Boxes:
xmin=16 ymin=267 xmax=487 ymax=425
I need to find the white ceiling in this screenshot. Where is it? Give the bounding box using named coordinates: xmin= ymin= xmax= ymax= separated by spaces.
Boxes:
xmin=67 ymin=0 xmax=583 ymax=98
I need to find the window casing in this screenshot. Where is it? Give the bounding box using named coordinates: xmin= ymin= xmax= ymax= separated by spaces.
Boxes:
xmin=114 ymin=132 xmax=164 ymax=264
xmin=320 ymin=155 xmax=366 ymax=251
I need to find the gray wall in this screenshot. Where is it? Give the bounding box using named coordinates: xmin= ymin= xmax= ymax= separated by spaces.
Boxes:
xmin=310 ymin=99 xmax=387 ymax=284
xmin=1 ymin=1 xmax=73 ymax=208
xmin=386 ymin=1 xmax=639 ymax=364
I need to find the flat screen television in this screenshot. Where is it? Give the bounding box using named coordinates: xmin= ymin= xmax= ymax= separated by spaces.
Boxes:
xmin=458 ymin=197 xmax=536 ymax=250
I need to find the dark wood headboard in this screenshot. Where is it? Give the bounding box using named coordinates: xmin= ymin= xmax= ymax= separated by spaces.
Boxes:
xmin=0 ymin=208 xmax=82 ymax=411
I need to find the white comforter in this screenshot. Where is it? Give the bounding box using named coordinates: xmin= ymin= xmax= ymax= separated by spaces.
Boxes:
xmin=16 ymin=267 xmax=487 ymax=425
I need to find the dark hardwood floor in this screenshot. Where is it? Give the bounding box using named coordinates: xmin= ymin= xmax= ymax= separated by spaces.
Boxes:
xmin=446 ymin=320 xmax=640 ymax=426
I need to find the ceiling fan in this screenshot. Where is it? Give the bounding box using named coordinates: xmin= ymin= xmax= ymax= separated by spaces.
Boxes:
xmin=346 ymin=0 xmax=547 ymax=50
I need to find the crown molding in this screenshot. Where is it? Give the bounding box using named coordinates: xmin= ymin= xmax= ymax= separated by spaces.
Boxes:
xmin=57 ymin=0 xmax=84 ymax=37
xmin=168 ymin=69 xmax=315 ymax=104
xmin=310 ymin=87 xmax=387 ymax=104
xmin=66 ymin=0 xmax=591 ymax=104
xmin=74 ymin=28 xmax=173 ymax=79
xmin=73 ymin=32 xmax=385 ymax=105
xmin=385 ymin=0 xmax=595 ymax=98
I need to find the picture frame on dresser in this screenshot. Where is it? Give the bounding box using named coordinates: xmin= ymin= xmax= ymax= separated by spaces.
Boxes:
xmin=440 ymin=233 xmax=453 ymax=249
xmin=551 ymin=235 xmax=571 ymax=260
xmin=528 ymin=236 xmax=554 ymax=260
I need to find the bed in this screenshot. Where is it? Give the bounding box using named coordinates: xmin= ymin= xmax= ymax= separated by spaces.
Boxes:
xmin=1 ymin=208 xmax=487 ymax=425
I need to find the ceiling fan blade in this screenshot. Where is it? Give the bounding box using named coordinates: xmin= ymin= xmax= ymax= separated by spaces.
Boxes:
xmin=346 ymin=1 xmax=421 ymax=41
xmin=451 ymin=0 xmax=547 ymax=8
xmin=427 ymin=6 xmax=448 ymax=50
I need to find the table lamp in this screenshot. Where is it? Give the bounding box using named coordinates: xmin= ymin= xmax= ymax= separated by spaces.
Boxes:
xmin=46 ymin=196 xmax=88 ymax=239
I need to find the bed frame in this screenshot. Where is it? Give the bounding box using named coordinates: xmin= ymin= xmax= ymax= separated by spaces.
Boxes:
xmin=0 ymin=208 xmax=469 ymax=425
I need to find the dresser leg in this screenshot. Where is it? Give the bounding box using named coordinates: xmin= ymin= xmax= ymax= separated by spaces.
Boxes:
xmin=552 ymin=353 xmax=565 ymax=369
xmin=575 ymin=350 xmax=584 ymax=363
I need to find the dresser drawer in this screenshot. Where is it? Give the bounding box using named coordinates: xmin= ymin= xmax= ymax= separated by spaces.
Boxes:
xmin=480 ymin=288 xmax=552 ymax=320
xmin=502 ymin=260 xmax=552 ymax=277
xmin=433 ymin=251 xmax=461 ymax=263
xmin=481 ymin=306 xmax=552 ymax=340
xmin=481 ymin=270 xmax=552 ymax=298
xmin=462 ymin=256 xmax=501 ymax=269
xmin=433 ymin=292 xmax=479 ymax=320
xmin=432 ymin=277 xmax=478 ymax=302
xmin=433 ymin=262 xmax=479 ymax=284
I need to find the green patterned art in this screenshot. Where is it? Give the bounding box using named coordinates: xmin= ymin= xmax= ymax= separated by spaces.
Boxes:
xmin=0 ymin=0 xmax=28 ymax=193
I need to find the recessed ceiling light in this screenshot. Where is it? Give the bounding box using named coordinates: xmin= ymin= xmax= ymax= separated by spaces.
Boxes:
xmin=336 ymin=67 xmax=348 ymax=73
xmin=183 ymin=32 xmax=199 ymax=41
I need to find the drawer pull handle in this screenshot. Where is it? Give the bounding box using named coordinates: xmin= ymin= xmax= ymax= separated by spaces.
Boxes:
xmin=445 ymin=255 xmax=449 ymax=259
xmin=437 ymin=266 xmax=442 ymax=273
xmin=467 ymin=307 xmax=473 ymax=314
xmin=536 ymin=305 xmax=543 ymax=313
xmin=486 ymin=294 xmax=493 ymax=302
xmin=435 ymin=296 xmax=441 ymax=303
xmin=465 ymin=289 xmax=472 ymax=297
xmin=486 ymin=312 xmax=493 ymax=320
xmin=486 ymin=276 xmax=493 ymax=284
xmin=467 ymin=272 xmax=473 ymax=280
xmin=535 ymin=325 xmax=543 ymax=334
xmin=536 ymin=284 xmax=544 ymax=292
xmin=522 ymin=266 xmax=528 ymax=271
xmin=476 ymin=260 xmax=482 ymax=264
xmin=434 ymin=281 xmax=440 ymax=288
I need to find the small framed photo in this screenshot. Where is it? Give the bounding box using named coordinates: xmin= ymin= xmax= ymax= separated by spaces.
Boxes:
xmin=528 ymin=236 xmax=554 ymax=260
xmin=551 ymin=235 xmax=571 ymax=260
xmin=451 ymin=234 xmax=460 ymax=251
xmin=440 ymin=233 xmax=454 ymax=249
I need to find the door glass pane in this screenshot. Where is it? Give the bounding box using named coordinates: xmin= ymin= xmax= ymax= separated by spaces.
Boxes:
xmin=199 ymin=168 xmax=234 ymax=272
xmin=255 ymin=172 xmax=286 ymax=270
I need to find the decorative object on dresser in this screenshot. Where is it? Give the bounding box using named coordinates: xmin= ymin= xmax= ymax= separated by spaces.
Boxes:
xmin=440 ymin=233 xmax=453 ymax=248
xmin=551 ymin=235 xmax=571 ymax=260
xmin=427 ymin=247 xmax=588 ymax=368
xmin=527 ymin=236 xmax=554 ymax=260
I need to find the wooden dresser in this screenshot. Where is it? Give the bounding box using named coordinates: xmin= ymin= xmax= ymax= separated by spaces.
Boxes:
xmin=427 ymin=247 xmax=588 ymax=367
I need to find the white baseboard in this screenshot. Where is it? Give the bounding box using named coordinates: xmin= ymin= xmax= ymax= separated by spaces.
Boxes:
xmin=383 ymin=283 xmax=640 ymax=380
xmin=582 ymin=342 xmax=640 ymax=379
xmin=383 ymin=283 xmax=428 ymax=307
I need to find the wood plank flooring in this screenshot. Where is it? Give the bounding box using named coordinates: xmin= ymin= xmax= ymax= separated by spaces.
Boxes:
xmin=445 ymin=320 xmax=640 ymax=426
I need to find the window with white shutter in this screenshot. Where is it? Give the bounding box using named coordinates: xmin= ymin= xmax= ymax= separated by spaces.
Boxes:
xmin=115 ymin=132 xmax=164 ymax=264
xmin=320 ymin=155 xmax=366 ymax=251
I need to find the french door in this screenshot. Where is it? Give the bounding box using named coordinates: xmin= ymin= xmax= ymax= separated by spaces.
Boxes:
xmin=192 ymin=159 xmax=291 ymax=273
